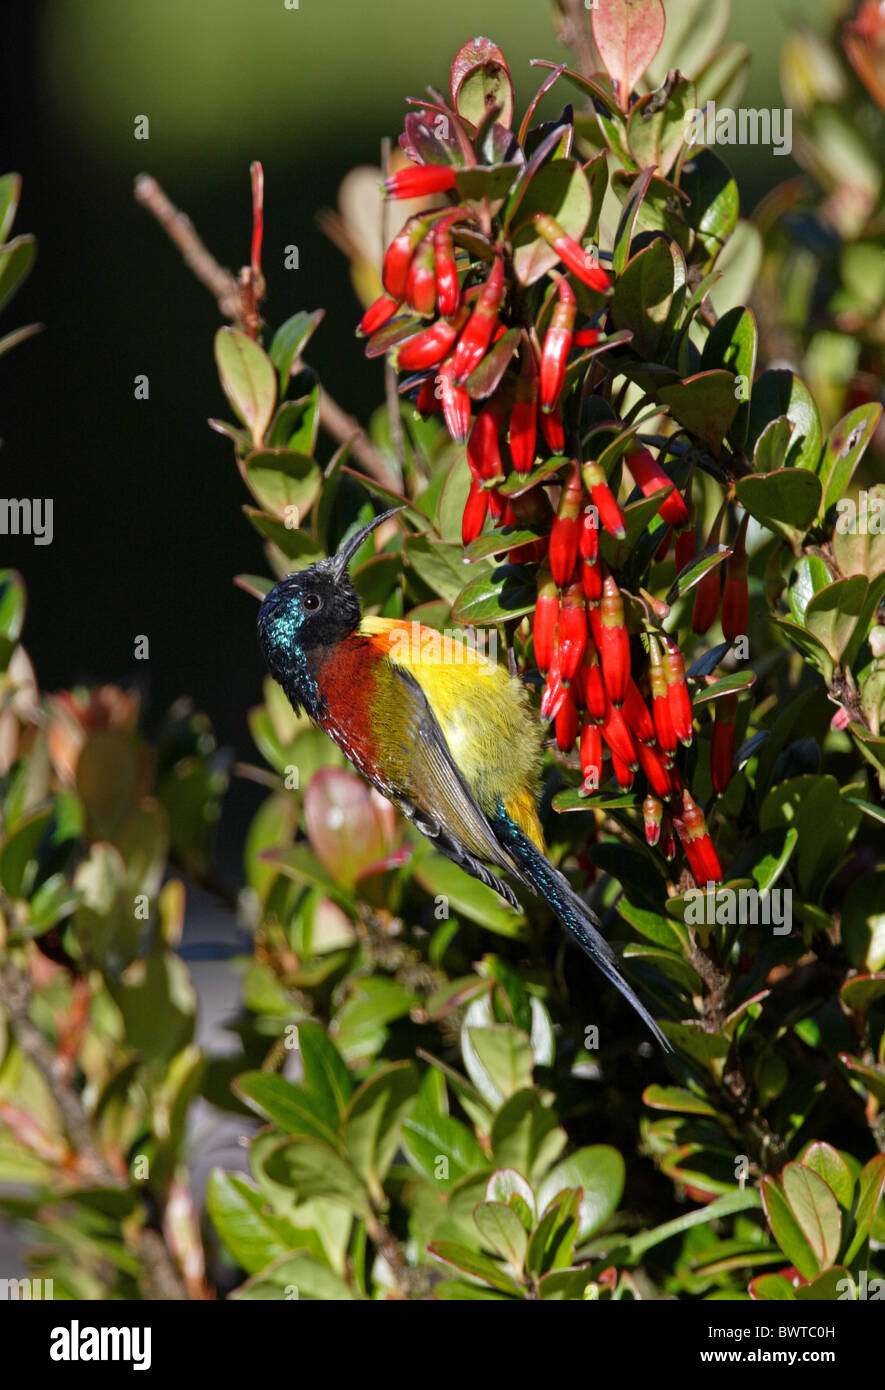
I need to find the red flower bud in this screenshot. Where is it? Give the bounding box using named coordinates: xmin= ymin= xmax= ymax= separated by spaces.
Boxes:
xmin=550 ymin=461 xmax=583 ymax=587
xmin=533 ymin=213 xmax=611 ymax=292
xmin=541 ymin=647 xmax=567 ymax=721
xmin=622 ymin=678 xmax=656 ymax=745
xmin=509 ymin=349 xmax=538 ymax=473
xmin=405 ymin=235 xmax=437 ymax=315
xmin=540 ymin=403 xmax=565 ymax=454
xmin=397 ymin=305 xmax=468 ymax=371
xmin=649 ymin=635 xmax=677 ymax=756
xmin=579 ymin=503 xmax=599 ymax=562
xmin=437 ymin=354 xmax=471 ymax=443
xmin=674 ymin=788 xmax=722 ymax=884
xmin=659 ymin=810 xmax=676 ymax=861
xmin=462 ymin=478 xmax=488 ymax=544
xmin=580 ymin=718 xmax=604 ymax=791
xmin=383 ymin=216 xmax=430 ymax=300
xmin=636 ymin=741 xmax=672 ymax=799
xmin=467 ymin=407 xmax=504 ymax=484
xmin=581 ymin=460 xmax=626 ymax=540
xmin=451 ymin=255 xmax=505 ymax=384
xmin=384 ymin=164 xmax=457 ymax=199
xmin=711 ymin=693 xmax=738 ymax=795
xmin=692 ymin=506 xmax=726 ymax=634
xmin=577 ymin=639 xmax=606 ymax=722
xmin=600 ymin=695 xmax=638 ymax=769
xmin=581 ymin=554 xmax=602 ymax=605
xmin=643 ymin=794 xmax=663 ymax=847
xmin=433 ymin=215 xmax=461 ymax=317
xmin=540 ymin=277 xmax=576 ymax=413
xmin=555 ymin=686 xmax=580 ymax=752
xmin=624 ymin=447 xmax=689 ymax=527
xmin=574 ymin=327 xmax=600 ymax=348
xmin=722 ymin=514 xmax=750 ymax=641
xmin=589 ymin=574 xmax=630 ymax=707
xmin=556 ymin=580 xmax=588 ymax=682
xmin=415 ymin=376 xmax=440 ymax=416
xmin=358 ymin=295 xmax=399 ymax=337
xmin=611 ymin=751 xmax=635 ymax=789
xmin=662 ymin=635 xmax=693 ymax=747
xmin=534 ymin=564 xmax=559 ymax=673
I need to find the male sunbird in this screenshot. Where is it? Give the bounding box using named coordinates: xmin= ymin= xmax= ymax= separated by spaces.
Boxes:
xmin=258 ymin=508 xmax=669 ymax=1051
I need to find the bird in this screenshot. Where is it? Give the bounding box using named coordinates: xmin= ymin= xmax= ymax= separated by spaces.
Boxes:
xmin=257 ymin=506 xmax=670 ymax=1051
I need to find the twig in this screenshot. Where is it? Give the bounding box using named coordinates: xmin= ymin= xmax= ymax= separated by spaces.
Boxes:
xmin=135 ymin=171 xmax=399 ymax=490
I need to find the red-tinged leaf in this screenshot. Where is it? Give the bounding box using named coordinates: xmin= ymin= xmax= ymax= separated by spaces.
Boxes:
xmin=450 ymin=38 xmax=514 ymax=130
xmin=591 ymin=0 xmax=666 ymax=113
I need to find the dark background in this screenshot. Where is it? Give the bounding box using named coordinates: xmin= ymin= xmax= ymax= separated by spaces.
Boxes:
xmin=0 ymin=0 xmax=812 ymax=873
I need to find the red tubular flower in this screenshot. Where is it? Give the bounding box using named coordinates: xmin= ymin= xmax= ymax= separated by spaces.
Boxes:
xmin=540 ymin=404 xmax=565 ymax=454
xmin=636 ymin=741 xmax=672 ymax=799
xmin=384 ymin=164 xmax=457 ymax=199
xmin=601 ymin=696 xmax=638 ymax=769
xmin=541 ymin=647 xmax=567 ymax=721
xmin=433 ymin=216 xmax=461 ymax=317
xmin=577 ymin=639 xmax=606 ymax=722
xmin=579 ymin=503 xmax=599 ymax=562
xmin=581 ymin=460 xmax=626 ymax=540
xmin=581 ymin=555 xmax=602 ymax=605
xmin=674 ymin=789 xmax=723 ymax=884
xmin=358 ymin=295 xmax=399 ymax=338
xmin=643 ymin=794 xmax=663 ymax=847
xmin=660 ymin=810 xmax=676 ymax=861
xmin=550 ymin=461 xmax=583 ymax=587
xmin=540 ymin=277 xmax=577 ymax=413
xmin=487 ymin=486 xmax=507 ymax=521
xmin=534 ymin=564 xmax=559 ymax=673
xmin=405 ymin=236 xmax=437 ymax=315
xmin=722 ymin=514 xmax=750 ymax=641
xmin=611 ymin=752 xmax=635 ymax=789
xmin=467 ymin=407 xmax=504 ymax=484
xmin=624 ymin=447 xmax=689 ymax=528
xmin=397 ymin=306 xmax=467 ymax=371
xmin=509 ymin=349 xmax=538 ymax=473
xmin=574 ymin=327 xmax=600 ymax=348
xmin=415 ymin=376 xmax=440 ymax=416
xmin=533 ymin=213 xmax=611 ymax=292
xmin=674 ymin=519 xmax=696 ymax=576
xmin=649 ymin=635 xmax=677 ymax=756
xmin=437 ymin=355 xmax=471 ymax=443
xmin=508 ymin=489 xmax=551 ymax=564
xmin=711 ymin=693 xmax=738 ymax=795
xmin=580 ymin=718 xmax=604 ymax=791
xmin=622 ymin=678 xmax=656 ymax=745
xmin=662 ymin=635 xmax=693 ymax=747
xmin=556 ymin=580 xmax=588 ymax=682
xmin=383 ymin=216 xmax=430 ymax=300
xmin=462 ymin=478 xmax=488 ymax=544
xmin=555 ymin=687 xmax=580 ymax=752
xmin=589 ymin=574 xmax=630 ymax=707
xmin=451 ymin=255 xmax=505 ymax=384
xmin=692 ymin=506 xmax=726 ymax=634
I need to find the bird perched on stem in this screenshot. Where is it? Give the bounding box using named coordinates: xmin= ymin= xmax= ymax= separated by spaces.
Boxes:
xmin=257 ymin=507 xmax=670 ymax=1051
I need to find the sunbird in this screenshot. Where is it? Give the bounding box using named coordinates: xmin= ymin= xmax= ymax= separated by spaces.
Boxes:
xmin=257 ymin=508 xmax=669 ymax=1051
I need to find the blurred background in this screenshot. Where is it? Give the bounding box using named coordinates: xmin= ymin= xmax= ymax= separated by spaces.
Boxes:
xmin=1 ymin=0 xmax=836 ymax=873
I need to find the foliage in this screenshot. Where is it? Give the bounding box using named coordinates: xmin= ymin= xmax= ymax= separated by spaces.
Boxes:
xmin=1 ymin=0 xmax=884 ymax=1302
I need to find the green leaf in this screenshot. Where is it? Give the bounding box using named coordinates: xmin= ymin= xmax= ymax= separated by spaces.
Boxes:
xmin=0 ymin=172 xmax=21 ymax=242
xmin=428 ymin=1240 xmax=522 ymax=1296
xmin=343 ymin=1062 xmax=419 ymax=1190
xmin=535 ymin=1146 xmax=625 ymax=1241
xmin=643 ymin=1085 xmax=718 ymax=1116
xmin=747 ymin=370 xmax=822 ymax=472
xmin=736 ymin=470 xmax=822 ymax=549
xmin=760 ymin=775 xmax=861 ymax=901
xmin=611 ymin=236 xmax=684 ymax=360
xmin=268 ymin=309 xmax=324 ymax=395
xmin=206 ymin=1170 xmax=324 ymax=1274
xmin=214 ymin=327 xmax=277 ymax=446
xmin=525 ymin=1187 xmax=581 ymax=1278
xmin=0 ymin=569 xmax=26 ymax=673
xmin=298 ymin=1021 xmax=355 ymax=1125
xmin=843 ymin=1154 xmax=885 ymax=1265
xmin=753 ymin=416 xmax=792 ymax=473
xmin=761 ymin=1175 xmax=821 ymax=1281
xmin=803 ymin=577 xmax=868 ymax=663
xmin=451 ymin=37 xmax=514 ymax=129
xmin=781 ymin=1163 xmax=841 ymax=1273
xmin=511 ymin=159 xmax=592 ymax=286
xmin=841 ymin=869 xmax=885 ymax=972
xmin=413 ymin=852 xmax=525 ymax=937
xmin=404 ymin=534 xmax=482 ymax=605
xmin=794 ymin=1267 xmax=854 ymax=1301
xmin=591 ymin=0 xmax=666 ymax=111
xmin=474 ymin=1201 xmax=528 ymax=1272
xmin=490 ymin=1090 xmax=568 ymax=1185
xmin=667 ymin=545 xmax=731 ymax=604
xmin=657 ymin=371 xmax=739 ymax=449
xmin=680 ymin=149 xmax=738 ymax=263
xmin=0 ymin=235 xmax=36 ymax=314
xmin=626 ymin=76 xmax=696 ymax=177
xmin=455 ymin=164 xmax=520 ymax=205
xmin=461 ymin=1023 xmax=534 ymax=1109
xmin=818 ymin=403 xmax=882 ymax=518
xmin=243 ymin=449 xmax=322 ymax=524
xmin=0 ymin=807 xmax=53 ymax=899
xmin=749 ymin=1272 xmax=797 ymax=1301
xmin=233 ymin=1251 xmax=357 ymax=1301
xmin=263 ymin=1135 xmax=369 ymax=1214
xmin=701 ymin=305 xmax=757 ymax=449
xmin=234 ymin=1072 xmax=341 ymax=1147
xmin=451 ymin=562 xmax=537 ymax=627
xmin=401 ymin=1110 xmax=489 ymax=1191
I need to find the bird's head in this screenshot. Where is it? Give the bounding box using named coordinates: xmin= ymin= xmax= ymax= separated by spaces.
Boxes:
xmin=257 ymin=507 xmax=402 ymax=696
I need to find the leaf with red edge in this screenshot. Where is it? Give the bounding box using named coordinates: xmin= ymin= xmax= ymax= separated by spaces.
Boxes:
xmin=450 ymin=38 xmax=514 ymax=130
xmin=591 ymin=0 xmax=666 ymax=113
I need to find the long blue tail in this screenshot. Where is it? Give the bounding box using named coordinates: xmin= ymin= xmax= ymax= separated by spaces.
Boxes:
xmin=493 ymin=809 xmax=672 ymax=1053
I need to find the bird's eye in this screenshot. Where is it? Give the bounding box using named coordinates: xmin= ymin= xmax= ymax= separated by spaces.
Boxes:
xmin=303 ymin=592 xmax=322 ymax=613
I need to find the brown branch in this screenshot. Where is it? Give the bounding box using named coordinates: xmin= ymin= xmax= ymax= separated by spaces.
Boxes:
xmin=135 ymin=171 xmax=399 ymax=490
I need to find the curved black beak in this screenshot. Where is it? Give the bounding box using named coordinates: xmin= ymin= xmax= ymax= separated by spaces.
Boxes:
xmin=328 ymin=506 xmax=405 ymax=583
